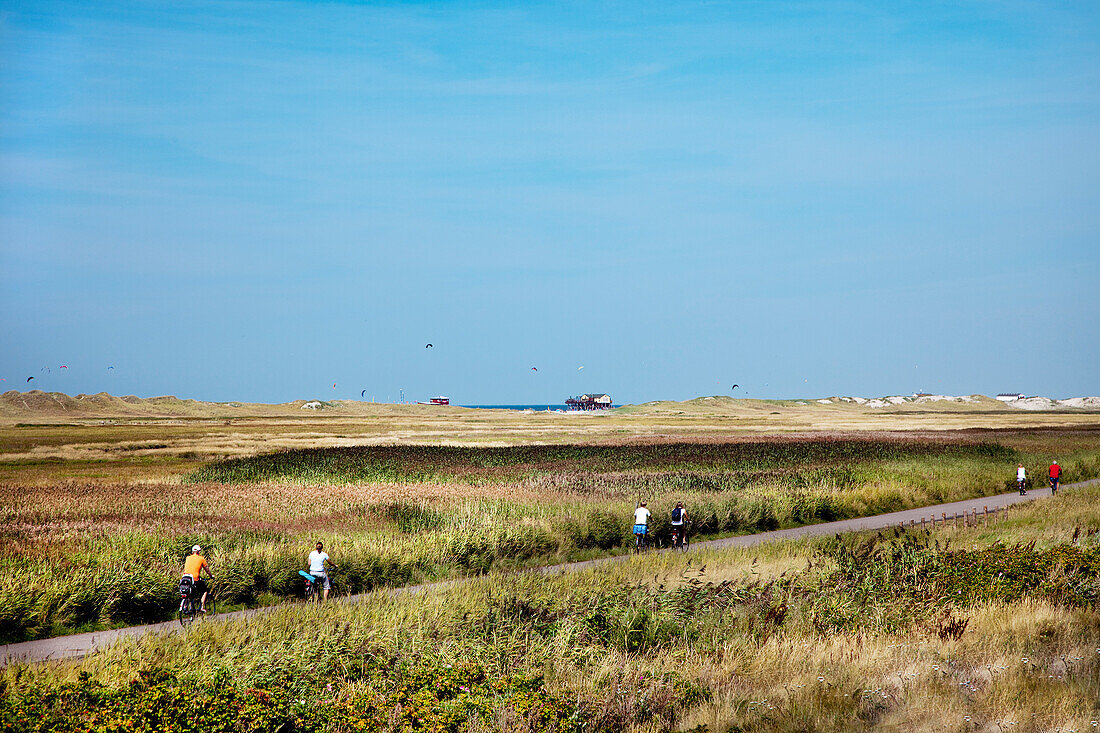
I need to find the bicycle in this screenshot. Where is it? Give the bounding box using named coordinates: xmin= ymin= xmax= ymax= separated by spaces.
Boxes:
xmin=1049 ymin=476 xmax=1059 ymax=494
xmin=670 ymin=525 xmax=687 ymax=551
xmin=299 ymin=568 xmax=339 ymax=602
xmin=633 ymin=528 xmax=649 ymax=552
xmin=177 ymin=576 xmax=215 ymax=626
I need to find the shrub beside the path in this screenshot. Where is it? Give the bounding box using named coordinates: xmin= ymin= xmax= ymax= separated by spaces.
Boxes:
xmin=0 ymin=664 xmax=580 ymax=733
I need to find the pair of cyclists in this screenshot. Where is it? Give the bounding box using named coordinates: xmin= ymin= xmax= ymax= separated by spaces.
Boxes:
xmin=633 ymin=501 xmax=689 ymax=549
xmin=1016 ymin=462 xmax=1063 ymax=495
xmin=179 ymin=541 xmax=337 ymax=606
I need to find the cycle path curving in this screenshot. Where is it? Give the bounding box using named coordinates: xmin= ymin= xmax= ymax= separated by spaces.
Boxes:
xmin=3 ymin=478 xmax=1095 ymax=667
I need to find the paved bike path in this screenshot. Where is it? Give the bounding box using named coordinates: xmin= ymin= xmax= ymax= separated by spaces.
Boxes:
xmin=3 ymin=478 xmax=1095 ymax=667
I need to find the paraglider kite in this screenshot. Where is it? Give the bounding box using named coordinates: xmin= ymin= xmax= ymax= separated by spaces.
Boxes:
xmin=425 ymin=343 xmax=433 ymax=348
xmin=26 ymin=376 xmax=34 ymax=383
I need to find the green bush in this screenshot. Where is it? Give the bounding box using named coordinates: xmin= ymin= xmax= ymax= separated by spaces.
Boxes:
xmin=100 ymin=569 xmax=175 ymax=625
xmin=55 ymin=578 xmax=103 ymax=629
xmin=0 ymin=664 xmax=581 ymax=733
xmin=0 ymin=579 xmax=40 ymax=643
xmin=380 ymin=501 xmax=445 ymax=532
xmin=584 ymin=510 xmax=624 ymax=550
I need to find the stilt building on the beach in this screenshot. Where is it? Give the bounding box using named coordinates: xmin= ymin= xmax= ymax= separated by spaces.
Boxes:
xmin=565 ymin=393 xmax=613 ymax=410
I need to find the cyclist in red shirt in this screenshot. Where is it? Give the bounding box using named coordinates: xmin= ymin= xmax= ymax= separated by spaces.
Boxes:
xmin=1048 ymin=461 xmax=1061 ymax=494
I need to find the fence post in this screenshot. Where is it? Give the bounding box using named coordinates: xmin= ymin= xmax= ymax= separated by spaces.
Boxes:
xmin=984 ymin=506 xmax=988 ymax=527
xmin=921 ymin=516 xmax=926 ymax=530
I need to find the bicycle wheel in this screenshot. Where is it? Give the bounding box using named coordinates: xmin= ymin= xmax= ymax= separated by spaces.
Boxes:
xmin=178 ymin=598 xmax=196 ymax=627
xmin=203 ymin=595 xmax=216 ymax=617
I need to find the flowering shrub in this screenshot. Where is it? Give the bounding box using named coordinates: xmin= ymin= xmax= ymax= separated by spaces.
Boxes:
xmin=0 ymin=664 xmax=579 ymax=733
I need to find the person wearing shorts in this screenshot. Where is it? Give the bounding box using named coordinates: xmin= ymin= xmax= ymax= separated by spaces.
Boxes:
xmin=633 ymin=502 xmax=651 ymax=546
xmin=182 ymin=545 xmax=214 ymax=612
xmin=308 ymin=541 xmax=336 ymax=601
xmin=1049 ymin=461 xmax=1061 ymax=493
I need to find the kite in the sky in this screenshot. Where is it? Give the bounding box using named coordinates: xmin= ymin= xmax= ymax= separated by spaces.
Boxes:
xmin=332 ymin=383 xmax=337 ymax=389
xmin=578 ymin=366 xmax=584 ymax=371
xmin=26 ymin=376 xmax=34 ymax=382
xmin=361 ymin=389 xmax=367 ymax=397
xmin=425 ymin=343 xmax=433 ymax=348
xmin=731 ymin=384 xmax=739 ymax=391
xmin=531 ymin=367 xmax=537 ymax=372
xmin=60 ymin=365 xmax=68 ymax=369
xmin=107 ymin=366 xmax=115 ymax=370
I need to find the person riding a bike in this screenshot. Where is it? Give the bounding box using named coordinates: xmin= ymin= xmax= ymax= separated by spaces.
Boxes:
xmin=1017 ymin=463 xmax=1027 ymax=495
xmin=182 ymin=545 xmax=213 ymax=613
xmin=308 ymin=541 xmax=337 ymax=601
xmin=633 ymin=501 xmax=651 ymax=549
xmin=670 ymin=501 xmax=688 ymax=548
xmin=1049 ymin=461 xmax=1061 ymax=493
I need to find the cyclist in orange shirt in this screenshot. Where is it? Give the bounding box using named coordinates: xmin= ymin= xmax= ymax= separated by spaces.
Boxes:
xmin=182 ymin=545 xmax=214 ymax=612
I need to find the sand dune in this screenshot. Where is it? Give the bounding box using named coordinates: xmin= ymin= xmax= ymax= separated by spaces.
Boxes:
xmin=2 ymin=390 xmax=1098 ymax=420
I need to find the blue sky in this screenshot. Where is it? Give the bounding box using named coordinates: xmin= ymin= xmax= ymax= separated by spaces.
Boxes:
xmin=2 ymin=0 xmax=1098 ymax=404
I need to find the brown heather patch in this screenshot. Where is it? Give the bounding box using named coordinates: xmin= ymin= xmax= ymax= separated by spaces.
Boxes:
xmin=0 ymin=478 xmax=565 ymax=529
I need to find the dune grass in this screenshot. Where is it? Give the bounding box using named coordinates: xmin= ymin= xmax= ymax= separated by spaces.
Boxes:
xmin=3 ymin=435 xmax=1100 ymax=644
xmin=2 ymin=420 xmax=1100 ymax=730
xmin=5 ymin=483 xmax=1100 ymax=732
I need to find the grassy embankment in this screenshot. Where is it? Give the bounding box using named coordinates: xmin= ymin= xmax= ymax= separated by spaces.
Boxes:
xmin=4 ymin=479 xmax=1100 ymax=732
xmin=3 ymin=436 xmax=1100 ymax=644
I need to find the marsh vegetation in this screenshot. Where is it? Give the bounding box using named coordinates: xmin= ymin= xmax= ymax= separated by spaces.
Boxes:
xmin=1 ymin=417 xmax=1099 ymax=731
xmin=4 ymin=485 xmax=1100 ymax=731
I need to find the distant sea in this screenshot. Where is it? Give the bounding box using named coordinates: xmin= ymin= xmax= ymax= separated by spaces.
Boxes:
xmin=461 ymin=404 xmax=572 ymax=411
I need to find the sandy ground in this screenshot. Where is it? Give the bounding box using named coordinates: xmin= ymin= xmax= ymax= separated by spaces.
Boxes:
xmin=2 ymin=393 xmax=1098 ymax=477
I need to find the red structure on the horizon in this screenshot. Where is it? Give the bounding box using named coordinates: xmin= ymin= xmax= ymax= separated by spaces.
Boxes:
xmin=565 ymin=393 xmax=613 ymax=410
xmin=430 ymin=396 xmax=449 ymax=405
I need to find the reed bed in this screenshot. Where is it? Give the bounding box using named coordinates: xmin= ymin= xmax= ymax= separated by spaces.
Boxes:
xmin=3 ymin=438 xmax=1100 ymax=645
xmin=5 ymin=483 xmax=1100 ymax=732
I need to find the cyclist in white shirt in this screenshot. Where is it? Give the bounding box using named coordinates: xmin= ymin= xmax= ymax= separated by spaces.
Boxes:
xmin=633 ymin=501 xmax=651 ymax=548
xmin=1016 ymin=463 xmax=1027 ymax=495
xmin=307 ymin=541 xmax=337 ymax=601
